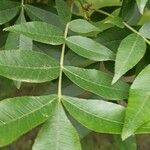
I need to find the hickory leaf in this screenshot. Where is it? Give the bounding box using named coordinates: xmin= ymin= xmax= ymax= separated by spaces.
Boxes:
xmin=139 ymin=22 xmax=150 ymax=39
xmin=0 ymin=1 xmax=20 ymax=25
xmin=56 ymin=0 xmax=71 ymax=24
xmin=68 ymin=19 xmax=100 ymax=34
xmin=62 ymin=96 xmax=150 ymax=135
xmin=25 ymin=5 xmax=64 ymax=29
xmin=66 ymin=36 xmax=115 ymax=61
xmin=112 ymin=33 xmax=146 ymax=84
xmin=0 ymin=94 xmax=57 ymax=147
xmin=136 ymin=0 xmax=148 ymax=14
xmin=62 ymin=96 xmax=125 ymax=134
xmin=63 ymin=66 xmax=129 ymax=100
xmin=0 ymin=50 xmax=60 ymax=83
xmin=5 ymin=10 xmax=32 ymax=51
xmin=4 ymin=21 xmax=64 ymax=45
xmin=33 ymin=103 xmax=81 ymax=150
xmin=122 ymin=65 xmax=150 ymax=140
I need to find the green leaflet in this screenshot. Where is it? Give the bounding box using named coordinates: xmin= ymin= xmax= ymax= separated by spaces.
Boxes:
xmin=0 ymin=94 xmax=57 ymax=147
xmin=62 ymin=96 xmax=125 ymax=134
xmin=139 ymin=22 xmax=150 ymax=39
xmin=0 ymin=50 xmax=60 ymax=83
xmin=112 ymin=33 xmax=146 ymax=84
xmin=120 ymin=0 xmax=141 ymax=25
xmin=136 ymin=0 xmax=148 ymax=14
xmin=56 ymin=0 xmax=71 ymax=24
xmin=63 ymin=66 xmax=129 ymax=100
xmin=33 ymin=103 xmax=81 ymax=150
xmin=0 ymin=1 xmax=20 ymax=25
xmin=66 ymin=36 xmax=115 ymax=62
xmin=4 ymin=21 xmax=65 ymax=45
xmin=122 ymin=65 xmax=150 ymax=140
xmin=25 ymin=4 xmax=64 ymax=30
xmin=105 ymin=16 xmax=124 ymax=28
xmin=5 ymin=9 xmax=32 ymax=50
xmin=62 ymin=96 xmax=150 ymax=135
xmin=68 ymin=19 xmax=100 ymax=34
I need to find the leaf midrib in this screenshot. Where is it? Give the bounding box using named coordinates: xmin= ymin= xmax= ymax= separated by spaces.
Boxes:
xmin=64 ymin=67 xmax=125 ymax=92
xmin=66 ymin=38 xmax=114 ymax=57
xmin=63 ymin=98 xmax=123 ymax=125
xmin=10 ymin=29 xmax=64 ymax=41
xmin=116 ymin=34 xmax=139 ymax=75
xmin=0 ymin=64 xmax=60 ymax=70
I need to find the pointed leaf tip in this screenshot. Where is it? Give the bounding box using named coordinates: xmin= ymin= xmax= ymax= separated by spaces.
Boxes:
xmin=121 ymin=130 xmax=133 ymax=141
xmin=112 ymin=74 xmax=121 ymax=85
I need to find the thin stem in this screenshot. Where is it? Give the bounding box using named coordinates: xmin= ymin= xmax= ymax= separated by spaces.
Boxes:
xmin=58 ymin=1 xmax=74 ymax=102
xmin=58 ymin=23 xmax=69 ymax=101
xmin=93 ymin=8 xmax=150 ymax=45
xmin=21 ymin=0 xmax=24 ymax=6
